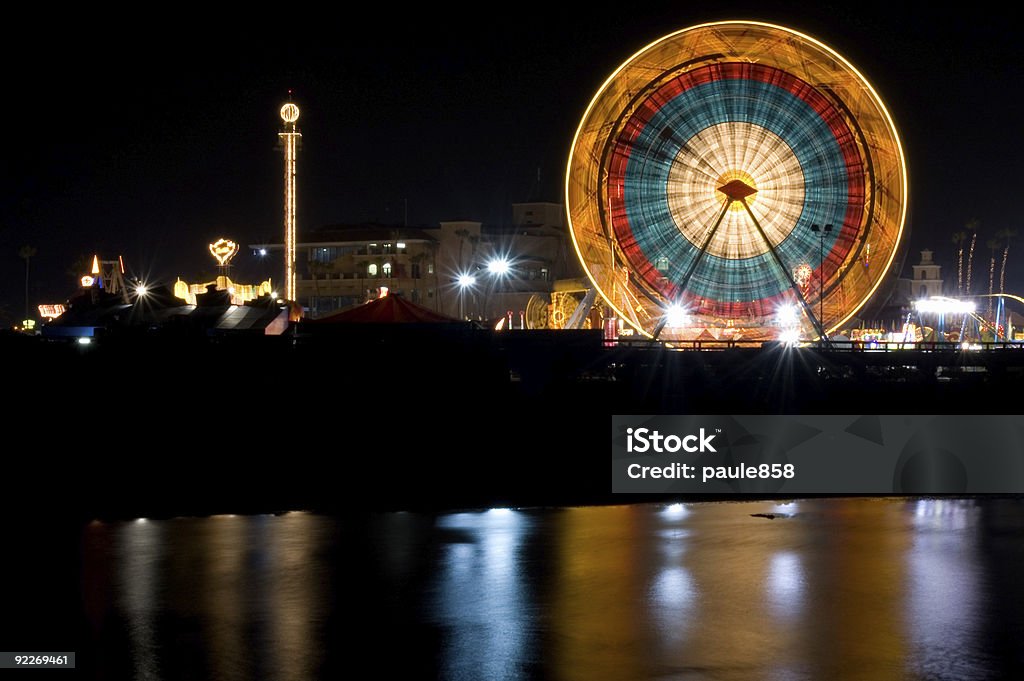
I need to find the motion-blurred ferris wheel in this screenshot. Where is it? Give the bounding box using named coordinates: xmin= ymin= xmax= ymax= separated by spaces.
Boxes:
xmin=566 ymin=21 xmax=907 ymax=341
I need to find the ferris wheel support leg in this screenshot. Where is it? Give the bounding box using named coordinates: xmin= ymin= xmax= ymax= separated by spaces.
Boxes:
xmin=739 ymin=200 xmax=829 ymax=344
xmin=652 ymin=200 xmax=732 ymax=340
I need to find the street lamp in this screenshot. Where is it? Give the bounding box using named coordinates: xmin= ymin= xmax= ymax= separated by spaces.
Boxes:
xmin=483 ymin=257 xmax=515 ymax=320
xmin=486 ymin=257 xmax=511 ymax=276
xmin=456 ymin=273 xmax=477 ymax=319
xmin=810 ymin=223 xmax=833 ymax=343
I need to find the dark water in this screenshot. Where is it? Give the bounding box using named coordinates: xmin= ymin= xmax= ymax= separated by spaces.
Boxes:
xmin=81 ymin=499 xmax=1024 ymax=680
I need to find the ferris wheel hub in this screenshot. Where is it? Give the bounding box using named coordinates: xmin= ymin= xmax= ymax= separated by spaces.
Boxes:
xmin=717 ymin=178 xmax=758 ymax=201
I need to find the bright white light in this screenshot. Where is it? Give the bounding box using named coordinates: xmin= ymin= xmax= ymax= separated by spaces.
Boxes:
xmin=136 ymin=285 xmax=148 ymax=295
xmin=779 ymin=328 xmax=801 ymax=345
xmin=77 ymin=337 xmax=92 ymax=345
xmin=457 ymin=273 xmax=477 ymax=288
xmin=488 ymin=508 xmax=513 ymax=516
xmin=487 ymin=258 xmax=511 ymax=276
xmin=914 ymin=297 xmax=976 ymax=314
xmin=775 ymin=303 xmax=800 ymax=326
xmin=664 ymin=304 xmax=689 ymax=328
xmin=259 ymin=248 xmax=267 ymax=257
xmin=271 ymin=291 xmax=278 ymax=298
xmin=397 ymin=242 xmax=406 ymax=250
xmin=662 ymin=503 xmax=688 ymax=520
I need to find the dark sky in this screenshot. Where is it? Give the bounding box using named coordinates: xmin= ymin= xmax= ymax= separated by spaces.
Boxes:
xmin=3 ymin=2 xmax=1021 ymax=320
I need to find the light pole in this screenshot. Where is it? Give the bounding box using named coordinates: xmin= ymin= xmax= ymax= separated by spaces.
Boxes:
xmin=810 ymin=223 xmax=833 ymax=344
xmin=484 ymin=257 xmax=512 ymax=321
xmin=457 ymin=273 xmax=476 ymax=320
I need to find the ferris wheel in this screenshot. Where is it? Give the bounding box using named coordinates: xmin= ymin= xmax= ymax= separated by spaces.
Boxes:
xmin=566 ymin=21 xmax=907 ymax=341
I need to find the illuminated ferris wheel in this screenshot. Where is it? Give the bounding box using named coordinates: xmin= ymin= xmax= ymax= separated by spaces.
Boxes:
xmin=566 ymin=21 xmax=907 ymax=341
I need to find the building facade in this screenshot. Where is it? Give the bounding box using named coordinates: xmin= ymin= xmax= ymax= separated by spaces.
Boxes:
xmin=893 ymin=249 xmax=944 ymax=304
xmin=251 ymin=202 xmax=580 ymax=321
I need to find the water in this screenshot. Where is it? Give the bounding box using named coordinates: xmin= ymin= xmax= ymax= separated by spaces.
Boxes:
xmin=80 ymin=499 xmax=1024 ymax=680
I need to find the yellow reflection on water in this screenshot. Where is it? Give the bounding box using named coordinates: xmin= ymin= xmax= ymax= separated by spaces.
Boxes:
xmin=551 ymin=505 xmax=646 ymax=681
xmin=803 ymin=498 xmax=910 ymax=680
xmin=266 ymin=512 xmax=327 ymax=681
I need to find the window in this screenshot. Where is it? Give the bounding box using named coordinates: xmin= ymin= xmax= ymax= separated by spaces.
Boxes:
xmin=310 ymin=246 xmax=341 ymax=264
xmin=656 ymin=256 xmax=670 ymax=273
xmin=368 ymin=263 xmax=378 ymax=277
xmin=411 ymin=263 xmax=421 ymax=278
xmin=428 ymin=288 xmax=434 ymax=298
xmin=382 ymin=262 xmax=392 ymax=277
xmin=397 ymin=242 xmax=406 ymax=250
xmin=428 ymin=263 xmax=435 ymax=274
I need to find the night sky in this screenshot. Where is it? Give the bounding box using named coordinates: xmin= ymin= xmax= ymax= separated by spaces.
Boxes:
xmin=3 ymin=2 xmax=1021 ymax=321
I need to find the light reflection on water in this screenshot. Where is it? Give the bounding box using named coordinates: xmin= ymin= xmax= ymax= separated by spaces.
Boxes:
xmin=117 ymin=517 xmax=161 ymax=680
xmin=434 ymin=508 xmax=531 ymax=680
xmin=907 ymin=499 xmax=987 ymax=679
xmin=81 ymin=499 xmax=1021 ymax=680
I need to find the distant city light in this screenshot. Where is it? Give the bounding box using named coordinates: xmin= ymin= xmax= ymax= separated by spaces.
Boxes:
xmin=81 ymin=275 xmax=95 ymax=287
xmin=258 ymin=248 xmax=268 ymax=257
xmin=271 ymin=291 xmax=278 ymax=298
xmin=457 ymin=273 xmax=477 ymax=288
xmin=397 ymin=242 xmax=406 ymax=250
xmin=914 ymin=297 xmax=975 ymax=314
xmin=775 ymin=303 xmax=800 ymax=327
xmin=487 ymin=257 xmax=511 ymax=276
xmin=664 ymin=304 xmax=689 ymax=328
xmin=77 ymin=337 xmax=92 ymax=345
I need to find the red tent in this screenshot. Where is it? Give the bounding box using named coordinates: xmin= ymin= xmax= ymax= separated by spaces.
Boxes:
xmin=310 ymin=295 xmax=458 ymax=324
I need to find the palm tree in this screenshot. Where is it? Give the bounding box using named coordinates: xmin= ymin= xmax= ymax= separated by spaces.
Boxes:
xmin=66 ymin=254 xmax=91 ymax=284
xmin=965 ymin=219 xmax=980 ymax=294
xmin=998 ymin=228 xmax=1016 ymax=294
xmin=987 ymin=238 xmax=999 ymax=315
xmin=18 ymin=245 xmax=37 ymax=320
xmin=454 ymin=229 xmax=470 ymax=270
xmin=952 ymin=230 xmax=967 ymax=293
